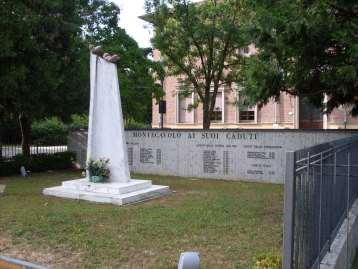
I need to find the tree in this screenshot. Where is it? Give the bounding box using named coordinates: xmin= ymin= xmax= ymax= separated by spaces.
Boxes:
xmin=238 ymin=0 xmax=358 ymax=115
xmin=145 ymin=0 xmax=248 ymax=129
xmin=0 ymin=0 xmax=87 ymax=156
xmin=80 ymin=0 xmax=121 ymax=42
xmin=0 ymin=0 xmax=163 ymax=158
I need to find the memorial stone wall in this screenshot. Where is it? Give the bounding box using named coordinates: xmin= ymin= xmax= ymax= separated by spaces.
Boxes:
xmin=68 ymin=129 xmax=358 ymax=183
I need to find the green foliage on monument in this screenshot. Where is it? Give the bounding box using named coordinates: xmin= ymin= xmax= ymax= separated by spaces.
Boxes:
xmin=238 ymin=0 xmax=358 ymax=115
xmin=145 ymin=0 xmax=249 ymax=129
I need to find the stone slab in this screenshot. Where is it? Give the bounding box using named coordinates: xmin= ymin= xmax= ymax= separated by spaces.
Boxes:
xmin=69 ymin=130 xmax=358 ymax=183
xmin=61 ymin=178 xmax=152 ymax=194
xmin=43 ymin=179 xmax=170 ymax=206
xmin=320 ymin=198 xmax=358 ymax=269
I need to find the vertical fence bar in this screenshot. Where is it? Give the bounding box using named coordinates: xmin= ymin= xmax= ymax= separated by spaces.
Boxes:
xmin=305 ymin=151 xmax=310 ymax=268
xmin=346 ymin=152 xmax=350 ymax=269
xmin=283 ymin=151 xmax=296 ymax=269
xmin=318 ymin=152 xmax=323 ymax=267
xmin=329 ymin=152 xmax=337 ymax=252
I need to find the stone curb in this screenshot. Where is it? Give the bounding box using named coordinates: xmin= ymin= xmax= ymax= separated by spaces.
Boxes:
xmin=320 ymin=198 xmax=358 ymax=269
xmin=0 ymin=255 xmax=48 ymax=269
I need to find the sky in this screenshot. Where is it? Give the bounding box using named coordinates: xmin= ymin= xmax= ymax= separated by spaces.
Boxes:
xmin=112 ymin=0 xmax=201 ymax=48
xmin=112 ymin=0 xmax=153 ymax=48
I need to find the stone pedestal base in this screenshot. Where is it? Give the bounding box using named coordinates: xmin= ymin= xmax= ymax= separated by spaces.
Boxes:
xmin=43 ymin=178 xmax=170 ymax=206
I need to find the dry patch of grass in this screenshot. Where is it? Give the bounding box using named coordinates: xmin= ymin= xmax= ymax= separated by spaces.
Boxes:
xmin=0 ymin=171 xmax=283 ymax=269
xmin=0 ymin=232 xmax=83 ymax=269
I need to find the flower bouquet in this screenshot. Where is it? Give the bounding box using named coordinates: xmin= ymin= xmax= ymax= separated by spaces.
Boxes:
xmin=86 ymin=158 xmax=110 ymax=183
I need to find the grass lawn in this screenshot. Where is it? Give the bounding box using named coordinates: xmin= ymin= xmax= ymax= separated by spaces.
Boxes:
xmin=0 ymin=170 xmax=283 ymax=269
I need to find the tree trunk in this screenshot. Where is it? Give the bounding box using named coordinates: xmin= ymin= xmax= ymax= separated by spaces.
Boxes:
xmin=0 ymin=138 xmax=2 ymax=161
xmin=19 ymin=113 xmax=31 ymax=157
xmin=203 ymin=101 xmax=211 ymax=129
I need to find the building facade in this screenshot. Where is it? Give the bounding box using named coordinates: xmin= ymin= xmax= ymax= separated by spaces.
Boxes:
xmin=152 ymin=49 xmax=358 ymax=130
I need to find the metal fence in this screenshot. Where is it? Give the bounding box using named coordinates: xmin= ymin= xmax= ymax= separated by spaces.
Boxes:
xmin=0 ymin=129 xmax=68 ymax=161
xmin=0 ymin=133 xmax=67 ymax=161
xmin=0 ymin=144 xmax=68 ymax=160
xmin=283 ymin=135 xmax=358 ymax=269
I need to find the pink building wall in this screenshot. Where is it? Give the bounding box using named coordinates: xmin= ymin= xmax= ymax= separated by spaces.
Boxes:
xmin=152 ymin=49 xmax=358 ymax=129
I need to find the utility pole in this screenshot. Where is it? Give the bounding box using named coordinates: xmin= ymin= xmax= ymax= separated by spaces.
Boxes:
xmin=159 ymin=78 xmax=166 ymax=129
xmin=159 ymin=99 xmax=166 ymax=129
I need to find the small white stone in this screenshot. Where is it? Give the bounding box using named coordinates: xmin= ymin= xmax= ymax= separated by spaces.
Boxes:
xmin=0 ymin=185 xmax=5 ymax=194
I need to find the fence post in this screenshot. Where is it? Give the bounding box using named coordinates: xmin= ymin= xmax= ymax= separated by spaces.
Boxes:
xmin=283 ymin=151 xmax=296 ymax=269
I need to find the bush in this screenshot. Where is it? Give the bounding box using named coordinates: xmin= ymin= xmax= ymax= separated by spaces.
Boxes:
xmin=32 ymin=117 xmax=68 ymax=145
xmin=252 ymin=255 xmax=282 ymax=269
xmin=0 ymin=152 xmax=76 ymax=176
xmin=68 ymin=114 xmax=88 ymax=130
xmin=0 ymin=160 xmax=19 ymax=176
xmin=125 ymin=121 xmax=151 ymax=129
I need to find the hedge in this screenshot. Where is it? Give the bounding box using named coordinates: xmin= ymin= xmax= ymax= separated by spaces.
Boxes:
xmin=68 ymin=114 xmax=88 ymax=130
xmin=32 ymin=117 xmax=68 ymax=145
xmin=0 ymin=152 xmax=76 ymax=177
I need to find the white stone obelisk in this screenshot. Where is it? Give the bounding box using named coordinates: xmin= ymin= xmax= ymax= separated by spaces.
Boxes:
xmin=87 ymin=54 xmax=130 ymax=183
xmin=43 ymin=50 xmax=169 ymax=206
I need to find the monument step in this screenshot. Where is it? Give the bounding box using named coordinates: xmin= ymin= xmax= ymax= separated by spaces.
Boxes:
xmin=61 ymin=178 xmax=152 ymax=195
xmin=43 ymin=183 xmax=170 ymax=206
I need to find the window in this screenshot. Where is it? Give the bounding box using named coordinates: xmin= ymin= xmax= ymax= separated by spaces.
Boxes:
xmin=242 ymin=46 xmax=249 ymax=54
xmin=239 ymin=46 xmax=250 ymax=56
xmin=211 ymin=111 xmax=222 ymax=121
xmin=237 ymin=91 xmax=256 ymax=123
xmin=239 ymin=110 xmax=255 ymax=121
xmin=177 ymin=93 xmax=194 ymax=123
